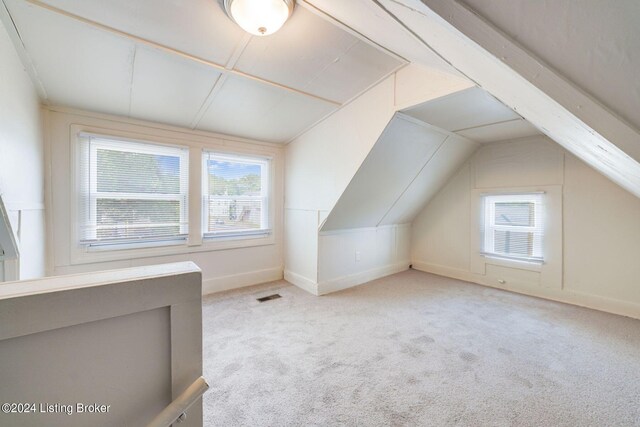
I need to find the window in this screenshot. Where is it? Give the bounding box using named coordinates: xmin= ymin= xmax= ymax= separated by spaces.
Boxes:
xmin=77 ymin=134 xmax=189 ymax=247
xmin=482 ymin=193 xmax=544 ymax=262
xmin=202 ymin=151 xmax=270 ymax=238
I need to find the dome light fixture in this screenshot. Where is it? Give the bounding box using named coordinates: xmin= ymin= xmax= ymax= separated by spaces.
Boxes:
xmin=223 ymin=0 xmax=296 ymax=37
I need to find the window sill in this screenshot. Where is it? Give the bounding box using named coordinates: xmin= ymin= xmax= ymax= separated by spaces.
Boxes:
xmin=69 ymin=233 xmax=275 ymax=265
xmin=481 ymin=253 xmax=544 ymax=272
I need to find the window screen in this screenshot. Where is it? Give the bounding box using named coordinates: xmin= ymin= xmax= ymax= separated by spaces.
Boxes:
xmin=77 ymin=135 xmax=189 ymax=246
xmin=202 ymin=152 xmax=270 ymax=238
xmin=482 ymin=193 xmax=544 ymax=262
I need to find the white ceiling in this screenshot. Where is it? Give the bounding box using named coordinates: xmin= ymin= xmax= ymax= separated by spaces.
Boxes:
xmin=460 ymin=0 xmax=640 ymax=132
xmin=321 ymin=113 xmax=478 ymax=231
xmin=2 ymin=0 xmax=404 ymax=143
xmin=402 ymin=87 xmax=540 ymax=143
xmin=373 ymin=0 xmax=640 ymax=201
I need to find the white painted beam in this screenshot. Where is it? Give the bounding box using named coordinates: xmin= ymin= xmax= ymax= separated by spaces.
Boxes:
xmin=377 ymin=0 xmax=640 ymax=198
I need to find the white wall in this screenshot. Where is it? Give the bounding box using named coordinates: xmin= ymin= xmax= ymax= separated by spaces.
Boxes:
xmin=317 ymin=224 xmax=411 ymax=295
xmin=0 ymin=19 xmax=45 ymax=280
xmin=45 ymin=107 xmax=284 ymax=294
xmin=412 ymin=135 xmax=640 ymax=319
xmin=284 ymin=64 xmax=473 ymax=293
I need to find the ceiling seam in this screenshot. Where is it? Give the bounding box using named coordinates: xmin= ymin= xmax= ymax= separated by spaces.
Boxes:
xmin=370 ymin=0 xmax=482 ymax=89
xmin=300 ymin=0 xmax=409 ymax=64
xmin=0 ymin=0 xmax=49 ymax=102
xmin=284 ymin=62 xmax=409 ymax=145
xmin=127 ymin=45 xmax=137 ymax=117
xmin=452 ymin=117 xmax=523 ymax=133
xmin=190 ymin=33 xmax=252 ymax=130
xmin=376 ymin=134 xmax=450 ymax=227
xmin=23 ymin=0 xmax=342 ymax=107
xmin=295 ymin=38 xmax=360 ymax=101
xmin=190 ymin=74 xmax=226 ymax=130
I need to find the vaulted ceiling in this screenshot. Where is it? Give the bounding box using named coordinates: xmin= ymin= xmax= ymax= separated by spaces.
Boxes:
xmin=1 ymin=0 xmax=408 ymax=143
xmin=321 ymin=87 xmax=541 ymax=231
xmin=402 ymin=87 xmax=539 ymax=144
xmin=2 ymin=0 xmax=639 ymax=199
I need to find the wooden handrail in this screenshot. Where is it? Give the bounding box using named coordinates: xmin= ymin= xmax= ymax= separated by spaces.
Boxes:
xmin=147 ymin=377 xmax=209 ymax=427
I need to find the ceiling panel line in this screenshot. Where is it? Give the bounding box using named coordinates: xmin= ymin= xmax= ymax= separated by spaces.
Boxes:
xmin=23 ymin=0 xmax=342 ymax=107
xmin=371 ymin=0 xmax=478 ymax=85
xmin=190 ymin=33 xmax=252 ymax=129
xmin=295 ymin=38 xmax=360 ymax=95
xmin=0 ymin=0 xmax=49 ymax=101
xmin=453 ymin=117 xmax=522 ymax=133
xmin=300 ymin=0 xmax=408 ymax=64
xmin=284 ymin=62 xmax=408 ymax=144
xmin=376 ymin=133 xmax=450 ymax=227
xmin=226 ymin=33 xmax=252 ymax=70
xmin=126 ymin=45 xmax=137 ymax=117
xmin=190 ymin=74 xmax=226 ymax=130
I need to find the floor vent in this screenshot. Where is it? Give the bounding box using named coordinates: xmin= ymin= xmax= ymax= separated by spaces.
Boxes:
xmin=257 ymin=294 xmax=281 ymax=303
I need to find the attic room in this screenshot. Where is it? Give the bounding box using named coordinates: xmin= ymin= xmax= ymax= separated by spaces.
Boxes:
xmin=0 ymin=0 xmax=639 ymax=426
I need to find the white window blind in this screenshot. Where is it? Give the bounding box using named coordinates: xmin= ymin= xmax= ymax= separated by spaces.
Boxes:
xmin=77 ymin=134 xmax=189 ymax=247
xmin=202 ymin=151 xmax=270 ymax=238
xmin=481 ymin=193 xmax=544 ymax=262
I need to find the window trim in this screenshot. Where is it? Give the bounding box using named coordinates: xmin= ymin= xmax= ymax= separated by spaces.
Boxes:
xmin=69 ymin=125 xmax=278 ymax=266
xmin=469 ymin=186 xmax=562 ymax=289
xmin=481 ymin=192 xmax=544 ymax=264
xmin=79 ymin=136 xmax=190 ymax=247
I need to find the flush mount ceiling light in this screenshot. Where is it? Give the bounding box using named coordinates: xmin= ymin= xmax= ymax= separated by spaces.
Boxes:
xmin=224 ymin=0 xmax=296 ymax=36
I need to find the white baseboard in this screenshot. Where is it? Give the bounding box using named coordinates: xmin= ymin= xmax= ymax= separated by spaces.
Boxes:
xmin=317 ymin=261 xmax=410 ymax=296
xmin=202 ymin=267 xmax=283 ymax=295
xmin=411 ymin=261 xmax=474 ymax=283
xmin=284 ymin=270 xmax=319 ymax=296
xmin=412 ymin=260 xmax=640 ymax=320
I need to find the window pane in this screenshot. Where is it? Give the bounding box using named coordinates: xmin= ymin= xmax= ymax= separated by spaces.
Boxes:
xmin=494 ymin=230 xmax=534 ymax=256
xmin=97 ymin=149 xmax=181 ymax=194
xmin=95 ymin=199 xmax=180 ymax=240
xmin=78 ymin=136 xmax=189 ymax=245
xmin=494 ymin=202 xmax=534 ymax=226
xmin=207 ymin=198 xmax=262 ymax=232
xmin=205 ymin=155 xmax=267 ymax=235
xmin=208 ymin=160 xmax=261 ymax=196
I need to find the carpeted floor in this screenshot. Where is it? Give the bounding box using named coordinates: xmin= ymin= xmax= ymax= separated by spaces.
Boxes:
xmin=202 ymin=269 xmax=640 ymax=426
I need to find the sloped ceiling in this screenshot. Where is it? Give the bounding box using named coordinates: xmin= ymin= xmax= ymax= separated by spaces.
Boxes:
xmin=321 ymin=87 xmax=542 ymax=231
xmin=370 ymin=0 xmax=640 ymax=199
xmin=460 ymin=0 xmax=640 ymax=132
xmin=320 ymin=113 xmax=477 ymax=231
xmin=403 ymin=87 xmax=539 ymax=143
xmin=1 ymin=0 xmax=404 ymax=143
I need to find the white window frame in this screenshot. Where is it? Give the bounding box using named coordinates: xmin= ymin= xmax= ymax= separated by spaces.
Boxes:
xmin=78 ymin=134 xmax=189 ymax=250
xmin=201 ymin=151 xmax=272 ymax=240
xmin=68 ymin=125 xmax=279 ymax=266
xmin=482 ymin=193 xmax=544 ymax=263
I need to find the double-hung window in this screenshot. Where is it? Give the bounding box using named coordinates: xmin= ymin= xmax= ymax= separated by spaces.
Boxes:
xmin=482 ymin=193 xmax=544 ymax=262
xmin=77 ymin=134 xmax=189 ymax=248
xmin=202 ymin=151 xmax=270 ymax=239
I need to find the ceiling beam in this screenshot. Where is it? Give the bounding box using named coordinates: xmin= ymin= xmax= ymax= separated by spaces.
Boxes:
xmin=23 ymin=0 xmax=342 ymax=107
xmin=376 ymin=0 xmax=640 ymax=198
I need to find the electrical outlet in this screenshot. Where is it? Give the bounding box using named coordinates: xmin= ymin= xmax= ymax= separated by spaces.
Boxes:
xmin=355 ymin=251 xmax=361 ymax=262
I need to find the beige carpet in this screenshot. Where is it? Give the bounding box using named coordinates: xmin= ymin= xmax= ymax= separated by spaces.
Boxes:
xmin=202 ymin=270 xmax=640 ymax=426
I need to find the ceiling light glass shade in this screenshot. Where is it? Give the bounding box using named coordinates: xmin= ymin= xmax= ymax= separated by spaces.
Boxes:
xmin=224 ymin=0 xmax=295 ymax=36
